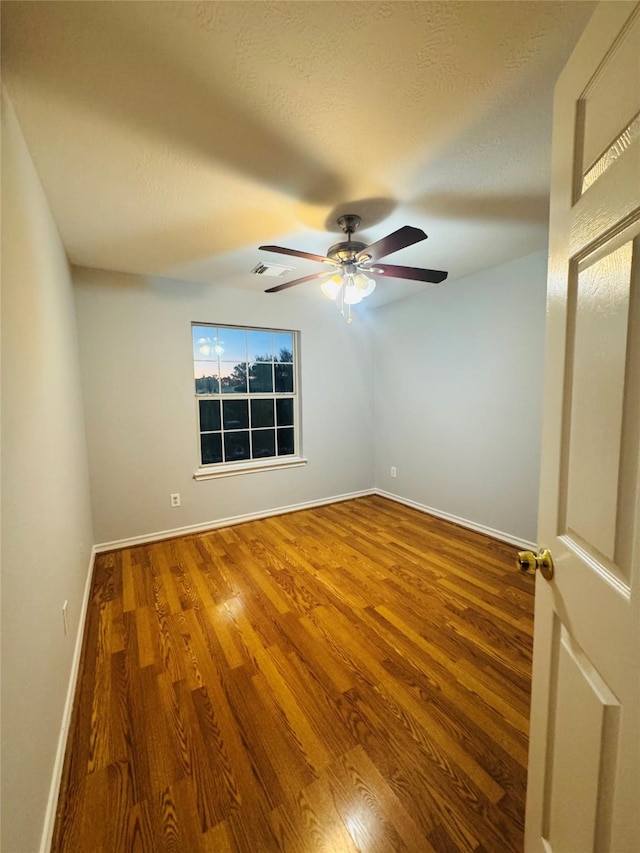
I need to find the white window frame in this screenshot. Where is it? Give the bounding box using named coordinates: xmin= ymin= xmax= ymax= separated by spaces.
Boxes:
xmin=192 ymin=323 xmax=306 ymax=480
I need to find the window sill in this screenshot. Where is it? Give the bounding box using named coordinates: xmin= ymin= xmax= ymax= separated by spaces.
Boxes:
xmin=194 ymin=456 xmax=308 ymax=481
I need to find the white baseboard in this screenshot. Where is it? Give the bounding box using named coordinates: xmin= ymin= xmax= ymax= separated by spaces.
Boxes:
xmin=374 ymin=488 xmax=537 ymax=550
xmin=40 ymin=546 xmax=97 ymax=853
xmin=95 ymin=489 xmax=375 ymax=552
xmin=95 ymin=487 xmax=536 ymax=553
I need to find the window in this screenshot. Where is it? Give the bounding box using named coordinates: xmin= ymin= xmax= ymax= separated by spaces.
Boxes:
xmin=192 ymin=324 xmax=305 ymax=478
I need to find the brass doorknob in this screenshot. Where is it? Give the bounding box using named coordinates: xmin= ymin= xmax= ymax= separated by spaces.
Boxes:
xmin=517 ymin=549 xmax=554 ymax=581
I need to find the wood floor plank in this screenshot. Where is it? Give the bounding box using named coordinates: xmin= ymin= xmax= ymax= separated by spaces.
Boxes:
xmin=252 ymin=655 xmax=331 ymax=776
xmin=204 ymin=602 xmax=246 ymax=670
xmin=221 ymin=663 xmax=292 ymax=809
xmin=269 ymin=774 xmax=362 ymax=853
xmin=285 ymin=611 xmax=356 ymax=694
xmin=53 ymin=496 xmax=534 ymax=852
xmin=150 ymin=544 xmax=186 ymax=615
xmin=326 ymin=747 xmax=429 ymax=853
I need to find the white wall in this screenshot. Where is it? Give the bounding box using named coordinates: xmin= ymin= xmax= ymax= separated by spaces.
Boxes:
xmin=1 ymin=92 xmax=94 ymax=852
xmin=74 ymin=250 xmax=545 ymax=549
xmin=373 ymin=250 xmax=547 ymax=544
xmin=73 ymin=268 xmax=375 ymax=544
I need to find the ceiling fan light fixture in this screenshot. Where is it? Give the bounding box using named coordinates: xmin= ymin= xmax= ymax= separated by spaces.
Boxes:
xmin=343 ymin=277 xmax=364 ymax=305
xmin=323 ymin=270 xmax=374 ymax=306
xmin=321 ymin=276 xmax=343 ymax=300
xmin=354 ymin=272 xmax=376 ymax=297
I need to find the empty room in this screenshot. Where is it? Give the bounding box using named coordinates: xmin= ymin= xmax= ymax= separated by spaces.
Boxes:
xmin=2 ymin=2 xmax=639 ymax=852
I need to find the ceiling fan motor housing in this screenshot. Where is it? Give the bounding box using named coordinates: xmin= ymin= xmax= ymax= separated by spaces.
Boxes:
xmin=329 ymin=214 xmax=368 ymax=264
xmin=327 ymin=240 xmax=369 ymax=263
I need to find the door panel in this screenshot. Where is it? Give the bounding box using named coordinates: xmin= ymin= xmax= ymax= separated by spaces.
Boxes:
xmin=581 ymin=11 xmax=640 ymax=174
xmin=564 ymin=239 xmax=635 ymax=579
xmin=545 ymin=621 xmax=620 ymax=853
xmin=526 ymin=3 xmax=640 ymax=851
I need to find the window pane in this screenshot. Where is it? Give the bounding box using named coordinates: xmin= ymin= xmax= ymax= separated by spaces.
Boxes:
xmin=274 ymin=332 xmax=293 ymax=362
xmin=195 ymin=375 xmax=220 ymax=395
xmin=223 ymin=399 xmax=249 ymax=430
xmin=217 ymin=328 xmax=246 ymax=362
xmin=220 ymin=362 xmax=247 ymax=394
xmin=194 ymin=359 xmax=219 ymax=378
xmin=225 ymin=431 xmax=250 ymax=461
xmin=251 ymin=398 xmax=275 ymax=428
xmin=249 ymin=362 xmax=273 ymax=393
xmin=275 ymin=363 xmax=293 ymax=393
xmin=277 ymin=428 xmax=295 ymax=456
xmin=199 ymin=399 xmax=221 ymax=432
xmin=276 ymin=397 xmax=294 ymax=426
xmin=194 ymin=361 xmax=220 ymax=395
xmin=193 ymin=326 xmax=223 ymax=361
xmin=201 ymin=432 xmax=223 ymax=465
xmin=252 ymin=429 xmax=276 ymax=459
xmin=248 ymin=330 xmax=273 ymax=362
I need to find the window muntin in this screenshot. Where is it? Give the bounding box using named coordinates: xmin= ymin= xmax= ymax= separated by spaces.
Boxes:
xmin=193 ymin=324 xmax=298 ymax=470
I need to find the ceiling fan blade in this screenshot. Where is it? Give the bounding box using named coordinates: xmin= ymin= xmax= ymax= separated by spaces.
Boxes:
xmin=264 ymin=271 xmax=334 ymax=293
xmin=356 ymin=226 xmax=427 ymax=262
xmin=369 ymin=264 xmax=448 ymax=283
xmin=259 ymin=244 xmax=335 ymax=265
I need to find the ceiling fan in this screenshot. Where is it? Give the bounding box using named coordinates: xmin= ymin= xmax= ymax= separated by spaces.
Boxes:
xmin=258 ymin=214 xmax=448 ymax=315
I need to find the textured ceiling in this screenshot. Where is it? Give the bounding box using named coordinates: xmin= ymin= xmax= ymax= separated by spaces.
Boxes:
xmin=1 ymin=1 xmax=596 ymax=307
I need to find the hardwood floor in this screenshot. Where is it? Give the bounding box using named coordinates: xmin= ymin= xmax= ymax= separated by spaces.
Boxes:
xmin=53 ymin=495 xmax=534 ymax=852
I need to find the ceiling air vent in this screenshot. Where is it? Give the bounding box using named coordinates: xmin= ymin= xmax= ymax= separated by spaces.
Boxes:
xmin=251 ymin=262 xmax=294 ymax=277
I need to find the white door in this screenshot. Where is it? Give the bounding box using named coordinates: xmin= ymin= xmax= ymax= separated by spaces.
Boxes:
xmin=525 ymin=3 xmax=640 ymax=852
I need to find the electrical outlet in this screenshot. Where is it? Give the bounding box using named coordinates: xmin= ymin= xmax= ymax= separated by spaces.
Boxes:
xmin=62 ymin=600 xmax=69 ymax=636
xmin=390 ymin=466 xmax=397 ymax=478
xmin=170 ymin=493 xmax=181 ymax=508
